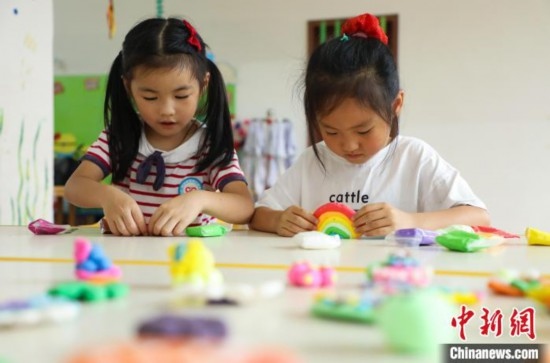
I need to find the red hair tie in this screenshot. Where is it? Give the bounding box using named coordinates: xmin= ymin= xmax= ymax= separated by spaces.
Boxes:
xmin=341 ymin=13 xmax=388 ymax=45
xmin=183 ymin=20 xmax=202 ymax=52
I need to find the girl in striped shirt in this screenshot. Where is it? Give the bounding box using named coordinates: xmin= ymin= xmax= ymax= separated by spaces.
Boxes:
xmin=65 ymin=17 xmax=254 ymax=236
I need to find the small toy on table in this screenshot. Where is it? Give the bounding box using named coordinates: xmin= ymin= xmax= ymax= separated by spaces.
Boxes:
xmin=313 ymin=202 xmax=358 ymax=239
xmin=487 ymin=269 xmax=541 ymax=297
xmin=168 ymin=239 xmax=223 ymax=288
xmin=0 ymin=294 xmax=79 ymax=328
xmin=47 ymin=237 xmax=128 ymax=303
xmin=287 ymin=261 xmax=336 ymax=288
xmin=366 ymin=250 xmax=432 ymax=291
xmin=310 ymin=289 xmax=382 ymax=324
xmin=74 ymin=237 xmax=122 ymax=282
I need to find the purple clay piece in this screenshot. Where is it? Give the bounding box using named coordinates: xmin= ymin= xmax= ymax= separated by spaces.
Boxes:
xmin=0 ymin=300 xmax=29 ymax=311
xmin=394 ymin=228 xmax=438 ymax=246
xmin=137 ymin=315 xmax=227 ymax=340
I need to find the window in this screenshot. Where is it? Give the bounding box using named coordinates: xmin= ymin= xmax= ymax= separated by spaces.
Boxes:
xmin=307 ymin=14 xmax=398 ymax=62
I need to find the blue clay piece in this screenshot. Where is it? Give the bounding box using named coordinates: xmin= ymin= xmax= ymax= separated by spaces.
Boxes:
xmin=77 ymin=260 xmax=98 ymax=272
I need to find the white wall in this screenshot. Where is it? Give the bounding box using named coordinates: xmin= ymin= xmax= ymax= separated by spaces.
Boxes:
xmin=0 ymin=1 xmax=53 ymax=225
xmin=54 ymin=0 xmax=550 ymax=233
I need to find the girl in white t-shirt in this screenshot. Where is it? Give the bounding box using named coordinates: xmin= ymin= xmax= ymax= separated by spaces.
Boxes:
xmin=250 ymin=13 xmax=490 ymax=237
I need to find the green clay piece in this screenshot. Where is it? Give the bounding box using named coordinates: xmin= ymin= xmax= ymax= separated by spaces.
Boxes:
xmin=185 ymin=224 xmax=228 ymax=237
xmin=311 ymin=301 xmax=376 ymax=324
xmin=106 ymin=282 xmax=130 ymax=299
xmin=48 ymin=281 xmax=88 ymax=300
xmin=81 ymin=284 xmax=109 ymax=302
xmin=324 ymin=226 xmax=350 ymax=239
xmin=48 ymin=281 xmax=129 ymax=302
xmin=377 ymin=289 xmax=455 ymax=355
xmin=511 ymin=279 xmax=540 ymax=293
xmin=435 ymin=230 xmax=482 ymax=252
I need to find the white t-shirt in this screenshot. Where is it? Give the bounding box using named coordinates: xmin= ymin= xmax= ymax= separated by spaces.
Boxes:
xmin=256 ymin=136 xmax=486 ymax=213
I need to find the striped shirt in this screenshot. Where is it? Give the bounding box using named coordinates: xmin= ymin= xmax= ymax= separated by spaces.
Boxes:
xmin=83 ymin=127 xmax=247 ymax=226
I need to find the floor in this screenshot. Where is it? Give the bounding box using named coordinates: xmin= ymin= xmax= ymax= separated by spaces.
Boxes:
xmin=0 ymin=226 xmax=548 ymax=363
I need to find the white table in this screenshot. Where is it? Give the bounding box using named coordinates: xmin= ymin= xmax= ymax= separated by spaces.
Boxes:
xmin=0 ymin=226 xmax=547 ymax=363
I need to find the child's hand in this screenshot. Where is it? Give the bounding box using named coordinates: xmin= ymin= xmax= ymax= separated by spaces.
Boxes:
xmin=353 ymin=202 xmax=414 ymax=237
xmin=148 ymin=192 xmax=203 ymax=236
xmin=276 ymin=206 xmax=318 ymax=237
xmin=101 ymin=188 xmax=147 ymax=236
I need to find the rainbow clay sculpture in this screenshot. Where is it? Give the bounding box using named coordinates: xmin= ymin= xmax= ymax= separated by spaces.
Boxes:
xmin=313 ymin=202 xmax=358 ymax=239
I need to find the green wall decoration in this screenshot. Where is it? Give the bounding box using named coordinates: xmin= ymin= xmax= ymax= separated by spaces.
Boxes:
xmin=54 ymin=75 xmax=106 ymax=152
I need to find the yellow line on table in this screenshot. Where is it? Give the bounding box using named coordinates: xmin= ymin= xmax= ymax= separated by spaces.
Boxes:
xmin=0 ymin=256 xmax=519 ymax=278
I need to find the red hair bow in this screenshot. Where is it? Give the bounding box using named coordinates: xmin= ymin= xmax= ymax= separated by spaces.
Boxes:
xmin=183 ymin=20 xmax=202 ymax=52
xmin=342 ymin=13 xmax=388 ymax=45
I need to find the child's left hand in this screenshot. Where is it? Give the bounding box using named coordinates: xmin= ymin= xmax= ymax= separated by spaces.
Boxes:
xmin=353 ymin=202 xmax=414 ymax=237
xmin=148 ymin=192 xmax=203 ymax=236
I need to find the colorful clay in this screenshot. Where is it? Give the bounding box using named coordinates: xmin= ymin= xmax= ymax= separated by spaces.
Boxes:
xmin=168 ymin=239 xmax=223 ymax=287
xmin=74 ymin=238 xmax=122 ymax=282
xmin=471 ymin=225 xmax=519 ymax=239
xmin=28 ymin=218 xmax=76 ymax=235
xmin=48 ymin=281 xmax=129 ymax=302
xmin=310 ymin=290 xmax=381 ymax=324
xmin=287 ymin=262 xmax=336 ymax=288
xmin=487 ymin=270 xmax=541 ymax=297
xmin=385 ymin=228 xmax=438 ymax=247
xmin=293 ymin=231 xmax=341 ymax=249
xmin=137 ymin=315 xmax=227 ymax=340
xmin=527 ymin=285 xmax=550 ymax=309
xmin=439 ymin=287 xmax=485 ymax=305
xmin=526 ymin=227 xmax=550 ymax=246
xmin=67 ymin=340 xmax=302 ymax=363
xmin=313 ymin=202 xmax=358 ymax=239
xmin=435 ymin=230 xmax=504 ymax=252
xmin=366 ymin=251 xmax=432 ymax=290
xmin=0 ymin=294 xmax=79 ymax=328
xmin=185 ymin=224 xmax=228 ymax=237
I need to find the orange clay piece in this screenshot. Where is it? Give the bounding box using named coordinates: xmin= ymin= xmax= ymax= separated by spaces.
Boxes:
xmin=487 ymin=280 xmax=524 ymax=297
xmin=67 ymin=340 xmax=303 ymax=363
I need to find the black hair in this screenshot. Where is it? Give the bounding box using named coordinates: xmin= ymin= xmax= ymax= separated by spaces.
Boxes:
xmin=304 ymin=35 xmax=400 ymax=165
xmin=104 ymin=17 xmax=233 ymax=183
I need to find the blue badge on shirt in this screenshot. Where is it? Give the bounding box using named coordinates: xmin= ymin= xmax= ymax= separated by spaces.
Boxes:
xmin=178 ymin=177 xmax=203 ymax=194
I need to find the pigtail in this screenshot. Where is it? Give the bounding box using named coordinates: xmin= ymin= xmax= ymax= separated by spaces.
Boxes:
xmin=195 ymin=58 xmax=234 ymax=172
xmin=104 ymin=51 xmax=141 ymax=183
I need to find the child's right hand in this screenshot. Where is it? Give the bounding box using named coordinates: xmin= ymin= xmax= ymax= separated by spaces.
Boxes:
xmin=276 ymin=206 xmax=318 ymax=237
xmin=101 ymin=188 xmax=147 ymax=236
